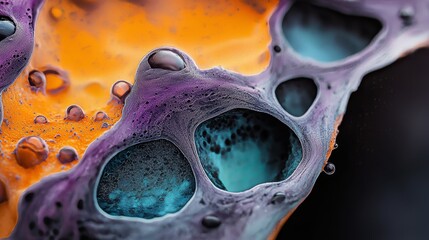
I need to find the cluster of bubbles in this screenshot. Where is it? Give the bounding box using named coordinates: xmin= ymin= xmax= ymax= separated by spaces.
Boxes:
xmin=12 ymin=67 xmax=134 ymax=170
xmin=6 ymin=0 xmax=427 ymax=238
xmin=13 ymin=136 xmax=78 ymax=169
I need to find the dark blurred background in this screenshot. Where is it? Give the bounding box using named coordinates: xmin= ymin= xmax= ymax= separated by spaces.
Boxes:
xmin=278 ymin=48 xmax=429 ymax=240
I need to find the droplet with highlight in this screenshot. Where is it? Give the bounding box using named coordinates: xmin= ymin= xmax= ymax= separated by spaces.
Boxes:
xmin=399 ymin=6 xmax=414 ymax=26
xmin=111 ymin=80 xmax=132 ymax=103
xmin=28 ymin=70 xmax=46 ymax=92
xmin=94 ymin=111 xmax=109 ymax=121
xmin=66 ymin=105 xmax=85 ymax=121
xmin=34 ymin=115 xmax=48 ymax=124
xmin=202 ymin=215 xmax=222 ymax=228
xmin=57 ymin=147 xmax=79 ymax=164
xmin=148 ymin=50 xmax=186 ymax=71
xmin=271 ymin=192 xmax=286 ymax=204
xmin=14 ymin=136 xmax=49 ymax=169
xmin=323 ymin=162 xmax=336 ymax=175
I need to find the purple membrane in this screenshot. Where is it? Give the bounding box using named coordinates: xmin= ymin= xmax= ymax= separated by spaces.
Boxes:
xmin=0 ymin=0 xmax=43 ymax=124
xmin=6 ymin=0 xmax=429 ymax=239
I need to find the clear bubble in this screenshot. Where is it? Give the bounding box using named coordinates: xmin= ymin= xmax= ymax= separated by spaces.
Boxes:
xmin=34 ymin=115 xmax=48 ymax=124
xmin=148 ymin=50 xmax=185 ymax=71
xmin=66 ymin=105 xmax=85 ymax=121
xmin=14 ymin=136 xmax=49 ymax=169
xmin=271 ymin=192 xmax=286 ymax=204
xmin=111 ymin=80 xmax=132 ymax=103
xmin=28 ymin=70 xmax=46 ymax=92
xmin=323 ymin=162 xmax=336 ymax=175
xmin=399 ymin=6 xmax=414 ymax=26
xmin=57 ymin=147 xmax=79 ymax=164
xmin=94 ymin=111 xmax=109 ymax=121
xmin=202 ymin=215 xmax=222 ymax=228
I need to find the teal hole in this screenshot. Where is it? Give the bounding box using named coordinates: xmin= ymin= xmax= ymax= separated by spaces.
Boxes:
xmin=96 ymin=140 xmax=195 ymax=219
xmin=276 ymin=77 xmax=317 ymax=117
xmin=282 ymin=1 xmax=382 ymax=62
xmin=195 ymin=109 xmax=302 ymax=192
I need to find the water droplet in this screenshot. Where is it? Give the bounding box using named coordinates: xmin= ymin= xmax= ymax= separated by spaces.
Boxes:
xmin=34 ymin=115 xmax=48 ymax=124
xmin=0 ymin=180 xmax=7 ymax=203
xmin=94 ymin=111 xmax=109 ymax=121
xmin=271 ymin=192 xmax=286 ymax=204
xmin=323 ymin=162 xmax=336 ymax=175
xmin=399 ymin=6 xmax=414 ymax=26
xmin=41 ymin=66 xmax=70 ymax=94
xmin=66 ymin=105 xmax=85 ymax=121
xmin=50 ymin=7 xmax=63 ymax=20
xmin=148 ymin=50 xmax=185 ymax=71
xmin=14 ymin=136 xmax=49 ymax=169
xmin=202 ymin=215 xmax=221 ymax=228
xmin=0 ymin=17 xmax=15 ymax=41
xmin=28 ymin=70 xmax=46 ymax=92
xmin=57 ymin=147 xmax=79 ymax=164
xmin=111 ymin=80 xmax=132 ymax=103
xmin=334 ymin=143 xmax=338 ymax=149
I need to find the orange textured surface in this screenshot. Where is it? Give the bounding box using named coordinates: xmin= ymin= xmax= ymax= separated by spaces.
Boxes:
xmin=0 ymin=0 xmax=276 ymax=237
xmin=325 ymin=115 xmax=343 ymax=165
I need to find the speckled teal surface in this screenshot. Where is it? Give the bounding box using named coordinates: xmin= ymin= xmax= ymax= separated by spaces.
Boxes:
xmin=195 ymin=109 xmax=302 ymax=192
xmin=96 ymin=140 xmax=195 ymax=219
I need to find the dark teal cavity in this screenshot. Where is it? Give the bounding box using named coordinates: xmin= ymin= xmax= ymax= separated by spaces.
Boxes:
xmin=0 ymin=17 xmax=16 ymax=41
xmin=276 ymin=77 xmax=317 ymax=117
xmin=96 ymin=140 xmax=195 ymax=219
xmin=282 ymin=1 xmax=382 ymax=62
xmin=195 ymin=109 xmax=302 ymax=192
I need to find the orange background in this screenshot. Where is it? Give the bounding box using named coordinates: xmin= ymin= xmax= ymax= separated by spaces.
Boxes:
xmin=0 ymin=0 xmax=276 ymax=237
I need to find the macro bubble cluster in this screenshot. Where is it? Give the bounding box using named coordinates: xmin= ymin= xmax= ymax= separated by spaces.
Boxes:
xmin=0 ymin=0 xmax=429 ymax=239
